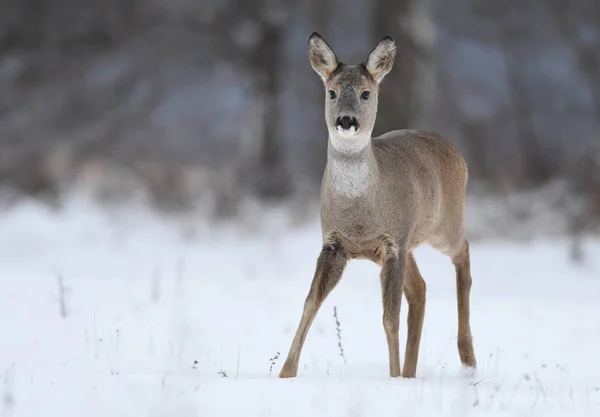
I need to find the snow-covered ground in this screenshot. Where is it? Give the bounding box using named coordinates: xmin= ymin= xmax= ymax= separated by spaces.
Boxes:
xmin=1 ymin=196 xmax=599 ymax=417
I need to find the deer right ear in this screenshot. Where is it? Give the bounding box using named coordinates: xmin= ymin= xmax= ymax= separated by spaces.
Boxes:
xmin=365 ymin=36 xmax=396 ymax=83
xmin=308 ymin=32 xmax=340 ymax=82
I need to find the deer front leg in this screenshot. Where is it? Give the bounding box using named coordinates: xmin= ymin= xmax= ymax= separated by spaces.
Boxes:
xmin=279 ymin=233 xmax=348 ymax=378
xmin=380 ymin=240 xmax=407 ymax=378
xmin=402 ymin=252 xmax=426 ymax=378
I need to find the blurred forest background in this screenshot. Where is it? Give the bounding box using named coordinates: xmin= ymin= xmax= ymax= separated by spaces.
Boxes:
xmin=0 ymin=0 xmax=599 ymax=238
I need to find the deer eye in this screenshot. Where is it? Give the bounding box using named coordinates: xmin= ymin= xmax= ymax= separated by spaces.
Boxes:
xmin=328 ymin=90 xmax=336 ymax=99
xmin=361 ymin=91 xmax=370 ymax=100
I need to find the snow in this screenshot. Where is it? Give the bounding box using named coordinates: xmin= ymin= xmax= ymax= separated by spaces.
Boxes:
xmin=1 ymin=196 xmax=599 ymax=417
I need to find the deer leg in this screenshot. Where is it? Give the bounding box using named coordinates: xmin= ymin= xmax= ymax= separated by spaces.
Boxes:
xmin=380 ymin=241 xmax=407 ymax=378
xmin=279 ymin=233 xmax=348 ymax=378
xmin=453 ymin=239 xmax=476 ymax=367
xmin=402 ymin=252 xmax=426 ymax=378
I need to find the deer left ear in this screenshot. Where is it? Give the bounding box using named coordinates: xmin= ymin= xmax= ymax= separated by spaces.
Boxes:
xmin=365 ymin=36 xmax=396 ymax=83
xmin=308 ymin=32 xmax=340 ymax=82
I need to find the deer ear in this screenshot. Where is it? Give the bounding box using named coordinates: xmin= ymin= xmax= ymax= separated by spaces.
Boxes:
xmin=308 ymin=32 xmax=340 ymax=82
xmin=365 ymin=36 xmax=396 ymax=83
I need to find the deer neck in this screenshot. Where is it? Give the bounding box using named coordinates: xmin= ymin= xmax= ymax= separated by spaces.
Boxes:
xmin=326 ymin=131 xmax=377 ymax=199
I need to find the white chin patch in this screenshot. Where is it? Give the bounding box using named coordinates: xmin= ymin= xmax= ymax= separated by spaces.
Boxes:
xmin=336 ymin=125 xmax=357 ymax=137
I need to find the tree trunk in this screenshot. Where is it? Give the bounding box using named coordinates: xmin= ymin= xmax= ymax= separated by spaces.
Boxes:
xmin=373 ymin=0 xmax=416 ymax=135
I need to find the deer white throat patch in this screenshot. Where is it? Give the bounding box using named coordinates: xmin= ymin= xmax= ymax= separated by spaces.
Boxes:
xmin=327 ymin=132 xmax=374 ymax=198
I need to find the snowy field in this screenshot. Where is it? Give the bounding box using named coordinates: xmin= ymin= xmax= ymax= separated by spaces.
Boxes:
xmin=1 ymin=195 xmax=600 ymax=417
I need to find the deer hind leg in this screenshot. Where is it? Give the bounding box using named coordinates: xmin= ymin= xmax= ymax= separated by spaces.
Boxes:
xmin=279 ymin=233 xmax=349 ymax=378
xmin=379 ymin=238 xmax=407 ymax=378
xmin=402 ymin=252 xmax=426 ymax=378
xmin=452 ymin=239 xmax=476 ymax=368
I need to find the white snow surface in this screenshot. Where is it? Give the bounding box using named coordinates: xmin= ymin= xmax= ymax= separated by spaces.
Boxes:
xmin=1 ymin=195 xmax=600 ymax=417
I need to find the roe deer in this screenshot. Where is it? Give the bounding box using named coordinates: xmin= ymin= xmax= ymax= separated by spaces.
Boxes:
xmin=279 ymin=33 xmax=477 ymax=378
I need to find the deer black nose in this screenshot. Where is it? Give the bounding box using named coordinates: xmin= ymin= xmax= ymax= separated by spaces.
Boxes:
xmin=336 ymin=116 xmax=358 ymax=130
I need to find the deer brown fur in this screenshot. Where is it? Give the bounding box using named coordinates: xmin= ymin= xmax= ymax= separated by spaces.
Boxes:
xmin=279 ymin=33 xmax=476 ymax=379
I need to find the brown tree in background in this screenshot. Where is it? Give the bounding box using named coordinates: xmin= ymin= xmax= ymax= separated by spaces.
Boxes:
xmin=372 ymin=0 xmax=417 ymax=136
